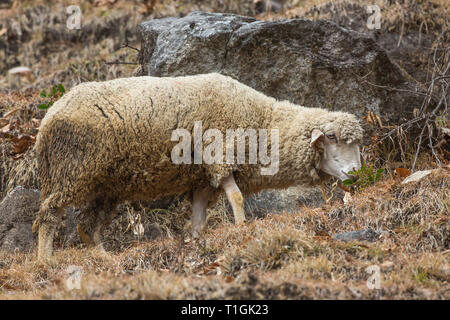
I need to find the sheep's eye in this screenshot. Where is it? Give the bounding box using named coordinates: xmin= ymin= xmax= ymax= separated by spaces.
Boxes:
xmin=326 ymin=134 xmax=337 ymax=140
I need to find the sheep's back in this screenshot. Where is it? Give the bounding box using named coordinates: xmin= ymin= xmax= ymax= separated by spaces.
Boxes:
xmin=36 ymin=73 xmax=275 ymax=205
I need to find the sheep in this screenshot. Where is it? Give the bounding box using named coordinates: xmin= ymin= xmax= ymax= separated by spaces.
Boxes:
xmin=33 ymin=72 xmax=363 ymax=260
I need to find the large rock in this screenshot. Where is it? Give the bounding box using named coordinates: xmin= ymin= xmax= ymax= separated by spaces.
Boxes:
xmin=299 ymin=1 xmax=446 ymax=83
xmin=0 ymin=186 xmax=40 ymax=252
xmin=245 ymin=187 xmax=326 ymax=217
xmin=0 ymin=187 xmax=165 ymax=252
xmin=0 ymin=186 xmax=84 ymax=252
xmin=138 ymin=11 xmax=421 ymax=124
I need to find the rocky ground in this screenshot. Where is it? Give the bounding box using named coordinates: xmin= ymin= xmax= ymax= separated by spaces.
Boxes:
xmin=0 ymin=0 xmax=449 ymax=299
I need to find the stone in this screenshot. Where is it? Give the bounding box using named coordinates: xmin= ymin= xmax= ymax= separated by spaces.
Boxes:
xmin=0 ymin=187 xmax=182 ymax=252
xmin=333 ymin=228 xmax=387 ymax=242
xmin=138 ymin=11 xmax=422 ymax=124
xmin=401 ymin=170 xmax=433 ymax=184
xmin=0 ymin=186 xmax=40 ymax=252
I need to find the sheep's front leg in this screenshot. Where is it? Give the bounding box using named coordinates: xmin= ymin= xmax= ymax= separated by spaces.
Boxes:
xmin=192 ymin=187 xmax=213 ymax=238
xmin=33 ymin=207 xmax=64 ymax=261
xmin=221 ymin=173 xmax=245 ymax=224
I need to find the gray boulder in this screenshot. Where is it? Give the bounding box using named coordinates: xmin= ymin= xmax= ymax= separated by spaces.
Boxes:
xmin=0 ymin=187 xmax=166 ymax=252
xmin=0 ymin=186 xmax=40 ymax=252
xmin=245 ymin=187 xmax=327 ymax=217
xmin=300 ymin=1 xmax=442 ymax=83
xmin=0 ymin=186 xmax=82 ymax=252
xmin=138 ymin=11 xmax=421 ymax=124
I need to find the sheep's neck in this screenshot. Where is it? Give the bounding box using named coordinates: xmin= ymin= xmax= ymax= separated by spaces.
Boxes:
xmin=258 ymin=103 xmax=322 ymax=188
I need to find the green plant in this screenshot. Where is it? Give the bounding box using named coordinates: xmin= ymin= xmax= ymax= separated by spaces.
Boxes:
xmin=342 ymin=162 xmax=384 ymax=191
xmin=38 ymin=84 xmax=65 ymax=110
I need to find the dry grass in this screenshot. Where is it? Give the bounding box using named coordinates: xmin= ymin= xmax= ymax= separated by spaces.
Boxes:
xmin=0 ymin=169 xmax=448 ymax=299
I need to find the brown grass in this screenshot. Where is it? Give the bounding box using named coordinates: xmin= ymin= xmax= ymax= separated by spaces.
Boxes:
xmin=0 ymin=169 xmax=448 ymax=299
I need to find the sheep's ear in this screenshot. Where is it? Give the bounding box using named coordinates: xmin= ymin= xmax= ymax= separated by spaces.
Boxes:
xmin=310 ymin=129 xmax=324 ymax=148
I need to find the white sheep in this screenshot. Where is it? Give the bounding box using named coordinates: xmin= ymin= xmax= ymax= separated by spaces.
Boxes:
xmin=33 ymin=73 xmax=363 ymax=260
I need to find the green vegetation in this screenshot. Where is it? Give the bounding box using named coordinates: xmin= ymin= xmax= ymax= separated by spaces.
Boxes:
xmin=37 ymin=84 xmax=66 ymax=110
xmin=342 ymin=162 xmax=384 ymax=191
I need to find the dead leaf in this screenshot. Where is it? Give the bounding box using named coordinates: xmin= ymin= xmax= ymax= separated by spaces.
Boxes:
xmin=201 ymin=262 xmax=220 ymax=275
xmin=338 ymin=183 xmax=352 ymax=193
xmin=12 ymin=154 xmax=24 ymax=160
xmin=395 ymin=167 xmax=411 ymax=178
xmin=0 ymin=118 xmax=9 ymax=128
xmin=363 ymin=111 xmax=383 ymax=128
xmin=315 ymin=230 xmax=330 ymax=237
xmin=0 ymin=123 xmax=11 ymax=133
xmin=401 ymin=170 xmax=433 ymax=184
xmin=11 ymin=134 xmax=35 ymax=155
xmin=93 ymin=0 xmax=116 ymax=6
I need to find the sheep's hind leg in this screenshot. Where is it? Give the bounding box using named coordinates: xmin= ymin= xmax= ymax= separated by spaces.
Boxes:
xmin=77 ymin=198 xmax=118 ymax=252
xmin=221 ymin=173 xmax=246 ymax=224
xmin=192 ymin=186 xmax=214 ymax=238
xmin=34 ymin=207 xmax=64 ymax=261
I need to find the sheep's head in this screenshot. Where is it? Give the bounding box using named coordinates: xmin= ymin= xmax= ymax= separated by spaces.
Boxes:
xmin=311 ymin=112 xmax=363 ymax=182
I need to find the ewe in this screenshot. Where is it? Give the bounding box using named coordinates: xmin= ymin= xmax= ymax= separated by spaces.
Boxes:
xmin=33 ymin=73 xmax=363 ymax=260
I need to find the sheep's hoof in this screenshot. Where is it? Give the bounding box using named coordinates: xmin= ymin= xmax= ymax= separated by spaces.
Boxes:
xmin=234 ymin=211 xmax=246 ymax=224
xmin=37 ymin=223 xmax=55 ymax=263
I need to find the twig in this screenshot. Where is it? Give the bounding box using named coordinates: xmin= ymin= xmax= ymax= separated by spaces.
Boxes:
xmin=412 ymin=87 xmax=447 ymax=171
xmin=120 ymin=42 xmax=140 ymax=52
xmin=105 ymin=61 xmax=139 ymax=65
xmin=397 ymin=15 xmax=405 ymax=47
xmin=356 ymin=78 xmax=429 ymax=97
xmin=366 ymin=32 xmax=449 ymax=171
